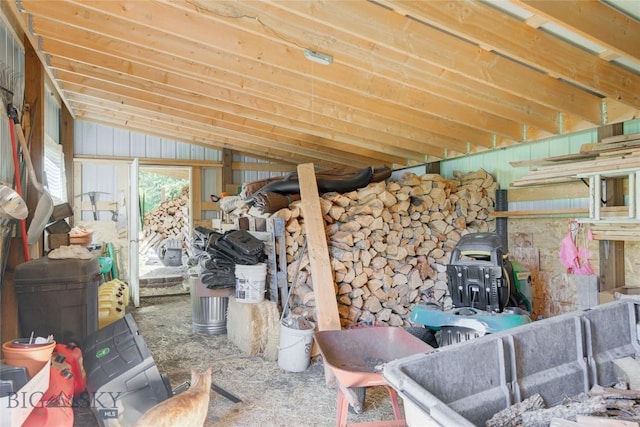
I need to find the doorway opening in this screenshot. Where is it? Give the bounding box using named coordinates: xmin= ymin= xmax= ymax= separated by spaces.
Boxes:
xmin=137 ymin=166 xmax=191 ymax=298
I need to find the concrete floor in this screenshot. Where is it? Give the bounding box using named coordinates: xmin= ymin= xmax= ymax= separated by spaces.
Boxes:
xmin=73 ymin=293 xmax=406 ymax=427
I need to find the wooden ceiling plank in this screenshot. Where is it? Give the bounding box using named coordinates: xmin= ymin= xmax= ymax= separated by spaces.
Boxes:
xmin=53 ymin=64 xmax=430 ymax=165
xmin=75 ymin=109 xmax=348 ymax=168
xmin=187 ymin=0 xmax=566 ymax=135
xmin=153 ymin=3 xmax=524 ymax=142
xmin=516 ymin=0 xmax=640 ymax=62
xmin=66 ymin=95 xmax=389 ymax=168
xmin=67 ymin=95 xmax=388 ymax=168
xmin=25 ymin=6 xmax=491 ymax=152
xmin=36 ymin=42 xmax=450 ymax=160
xmin=42 ymin=33 xmax=448 ymax=162
xmin=259 ymin=0 xmax=604 ymax=123
xmin=15 ymin=0 xmax=632 ymax=167
xmin=56 ymin=71 xmax=425 ymax=166
xmin=56 ymin=71 xmax=408 ymax=165
xmin=52 ymin=60 xmax=430 ymax=163
xmin=384 ymin=0 xmax=640 ymax=110
xmin=63 ymin=81 xmax=419 ymax=165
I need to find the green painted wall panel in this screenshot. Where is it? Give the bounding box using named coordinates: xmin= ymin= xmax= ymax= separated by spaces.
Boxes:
xmin=440 ymin=119 xmax=639 ymax=210
xmin=441 ymin=120 xmax=638 ymax=188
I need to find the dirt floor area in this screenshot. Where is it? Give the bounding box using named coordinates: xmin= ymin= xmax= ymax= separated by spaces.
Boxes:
xmin=73 ymin=291 xmax=407 ymax=427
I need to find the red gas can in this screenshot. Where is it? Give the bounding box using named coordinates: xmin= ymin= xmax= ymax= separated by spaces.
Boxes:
xmin=22 ymin=355 xmax=75 ymax=427
xmin=55 ymin=341 xmax=87 ymax=397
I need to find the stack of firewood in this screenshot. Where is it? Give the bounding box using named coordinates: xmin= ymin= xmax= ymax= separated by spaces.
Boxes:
xmin=273 ymin=169 xmax=498 ymax=327
xmin=487 ymin=385 xmax=640 ymax=427
xmin=140 ymin=186 xmax=189 ymax=255
xmin=487 ymin=356 xmax=640 ymax=427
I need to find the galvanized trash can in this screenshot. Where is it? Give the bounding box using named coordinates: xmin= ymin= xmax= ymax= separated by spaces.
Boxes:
xmin=189 ymin=274 xmax=233 ymax=335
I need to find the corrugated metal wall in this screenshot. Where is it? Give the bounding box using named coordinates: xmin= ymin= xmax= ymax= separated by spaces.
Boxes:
xmin=75 ymin=121 xmax=222 ymax=161
xmin=75 ymin=121 xmax=222 ymax=220
xmin=232 ymin=156 xmax=288 ymax=191
xmin=74 ymin=120 xmax=292 ymax=220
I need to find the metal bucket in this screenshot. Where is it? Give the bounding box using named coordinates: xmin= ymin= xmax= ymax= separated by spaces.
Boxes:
xmin=190 ymin=276 xmax=229 ymax=335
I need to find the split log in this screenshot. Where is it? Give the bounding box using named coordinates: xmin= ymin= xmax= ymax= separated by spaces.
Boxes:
xmin=486 ymin=393 xmax=545 ymax=427
xmin=520 ymin=395 xmax=607 ymax=427
xmin=591 ymin=384 xmax=640 ymax=400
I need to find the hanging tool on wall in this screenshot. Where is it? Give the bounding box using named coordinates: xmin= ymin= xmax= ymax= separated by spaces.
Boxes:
xmin=75 ymin=191 xmax=110 ymax=220
xmin=1 ymin=61 xmax=29 ymax=261
xmin=3 ymin=63 xmax=54 ymax=250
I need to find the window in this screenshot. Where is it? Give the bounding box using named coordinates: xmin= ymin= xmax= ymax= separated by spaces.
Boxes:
xmin=44 ymin=134 xmax=66 ymax=204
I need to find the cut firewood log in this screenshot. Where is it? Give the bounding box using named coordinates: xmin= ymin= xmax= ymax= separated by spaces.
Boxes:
xmin=486 ymin=393 xmax=545 ymax=427
xmin=591 ymin=384 xmax=640 ymax=400
xmin=520 ymin=395 xmax=607 ymax=427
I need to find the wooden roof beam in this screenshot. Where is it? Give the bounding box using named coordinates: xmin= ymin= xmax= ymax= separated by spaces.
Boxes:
xmin=23 ymin=2 xmax=496 ymax=151
xmin=183 ymin=0 xmax=563 ymax=137
xmin=51 ymin=58 xmax=431 ymax=164
xmin=67 ymin=95 xmax=390 ymax=168
xmin=380 ymin=0 xmax=639 ymax=111
xmin=62 ymin=82 xmax=408 ymax=166
xmin=262 ymin=0 xmax=603 ymax=124
xmin=515 ymin=0 xmax=640 ymax=63
xmin=74 ymin=108 xmax=355 ymax=169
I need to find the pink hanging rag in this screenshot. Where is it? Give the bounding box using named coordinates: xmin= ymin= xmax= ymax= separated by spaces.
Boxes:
xmin=559 ymin=226 xmax=594 ymax=275
xmin=559 ymin=231 xmax=579 ymax=272
xmin=574 ymin=246 xmax=594 ymax=275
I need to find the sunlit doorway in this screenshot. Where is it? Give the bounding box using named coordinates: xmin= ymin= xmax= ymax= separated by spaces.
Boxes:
xmin=136 ymin=166 xmax=191 ymax=299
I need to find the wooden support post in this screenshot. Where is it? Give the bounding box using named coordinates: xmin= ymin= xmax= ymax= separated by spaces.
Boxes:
xmin=192 ymin=166 xmax=202 ymax=222
xmin=24 ymin=37 xmax=45 ymax=258
xmin=594 ymin=174 xmax=601 ymax=220
xmin=598 ymin=124 xmax=625 ymax=291
xmin=222 ymin=148 xmax=234 ymax=193
xmin=61 ymin=104 xmax=74 ymax=206
xmin=297 ymin=163 xmax=341 ymax=383
xmin=636 ymin=173 xmax=640 ymax=220
xmin=589 ymin=175 xmax=596 ymax=220
xmin=629 ymin=173 xmax=636 ymax=220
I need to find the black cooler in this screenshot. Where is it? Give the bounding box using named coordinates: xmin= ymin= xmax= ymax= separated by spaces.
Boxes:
xmin=14 ymin=256 xmax=100 ymax=347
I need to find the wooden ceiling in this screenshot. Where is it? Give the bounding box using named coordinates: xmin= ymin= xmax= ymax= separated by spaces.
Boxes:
xmin=6 ymin=1 xmax=640 ymax=169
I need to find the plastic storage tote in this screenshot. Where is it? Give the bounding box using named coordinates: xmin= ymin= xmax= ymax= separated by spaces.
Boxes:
xmin=383 ymin=300 xmax=640 ymax=427
xmin=14 ymin=256 xmax=100 ymax=347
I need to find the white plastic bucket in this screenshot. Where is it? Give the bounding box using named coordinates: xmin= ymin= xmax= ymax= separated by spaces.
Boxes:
xmin=234 ymin=263 xmax=267 ymax=304
xmin=277 ymin=321 xmax=316 ymax=372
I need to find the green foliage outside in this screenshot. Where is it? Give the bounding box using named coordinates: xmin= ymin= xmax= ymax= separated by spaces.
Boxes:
xmin=139 ymin=170 xmax=187 ymax=214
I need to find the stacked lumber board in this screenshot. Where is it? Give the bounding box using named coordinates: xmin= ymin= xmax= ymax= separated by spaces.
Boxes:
xmin=588 ymin=222 xmax=640 ymax=241
xmin=511 ymin=133 xmax=640 ymax=187
xmin=272 ymin=169 xmax=496 ymax=328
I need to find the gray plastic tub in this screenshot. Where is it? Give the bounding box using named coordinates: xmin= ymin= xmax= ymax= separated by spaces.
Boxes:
xmin=383 ymin=300 xmax=640 ymax=426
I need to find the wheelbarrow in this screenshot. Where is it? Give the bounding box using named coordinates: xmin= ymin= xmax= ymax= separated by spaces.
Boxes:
xmin=314 ymin=327 xmax=433 ymax=427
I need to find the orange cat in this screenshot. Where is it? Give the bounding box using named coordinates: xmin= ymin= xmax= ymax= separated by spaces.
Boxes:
xmin=132 ymin=367 xmax=212 ymax=427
